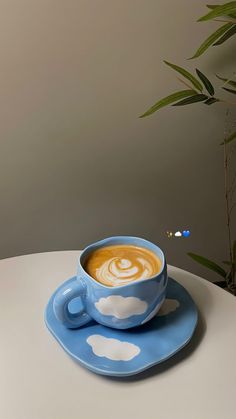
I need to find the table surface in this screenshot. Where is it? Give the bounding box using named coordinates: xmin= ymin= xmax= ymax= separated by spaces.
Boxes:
xmin=0 ymin=251 xmax=235 ymax=419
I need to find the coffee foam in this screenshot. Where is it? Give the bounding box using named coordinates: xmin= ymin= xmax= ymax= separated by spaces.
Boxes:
xmin=85 ymin=245 xmax=161 ymax=287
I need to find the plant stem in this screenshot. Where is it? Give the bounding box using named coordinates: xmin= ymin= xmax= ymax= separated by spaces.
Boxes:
xmin=223 ymin=110 xmax=234 ymax=290
xmin=224 ymin=143 xmax=233 ymax=261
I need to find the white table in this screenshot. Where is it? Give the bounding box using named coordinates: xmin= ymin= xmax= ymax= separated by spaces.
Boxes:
xmin=0 ymin=251 xmax=235 ymax=419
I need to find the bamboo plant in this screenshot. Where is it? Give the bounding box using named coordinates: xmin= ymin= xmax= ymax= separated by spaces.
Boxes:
xmin=140 ymin=2 xmax=236 ymax=294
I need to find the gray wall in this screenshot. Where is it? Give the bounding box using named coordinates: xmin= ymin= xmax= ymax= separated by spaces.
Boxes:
xmin=0 ymin=0 xmax=235 ymax=281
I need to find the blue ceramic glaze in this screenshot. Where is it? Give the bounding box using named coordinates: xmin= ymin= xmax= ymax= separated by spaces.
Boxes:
xmin=53 ymin=236 xmax=168 ymax=329
xmin=45 ymin=277 xmax=198 ymax=377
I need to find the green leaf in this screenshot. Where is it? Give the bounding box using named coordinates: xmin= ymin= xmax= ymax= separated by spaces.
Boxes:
xmin=204 ymin=97 xmax=220 ymax=105
xmin=213 ymin=24 xmax=236 ymax=45
xmin=226 ymin=132 xmax=236 ymax=143
xmin=222 ymin=260 xmax=236 ymax=265
xmin=164 ymin=61 xmax=203 ymax=91
xmin=207 ymin=3 xmax=236 ymax=17
xmin=190 ymin=23 xmax=234 ymax=58
xmin=215 ymin=74 xmax=236 ymax=88
xmin=172 ymin=94 xmax=208 ymax=106
xmin=187 ymin=252 xmax=227 ymax=278
xmin=196 ymin=69 xmax=215 ymax=95
xmin=139 ymin=89 xmax=196 ymax=118
xmin=198 ymin=2 xmax=236 ymax=21
xmin=220 ymin=131 xmax=236 ymax=144
xmin=222 ymin=86 xmax=236 ymax=94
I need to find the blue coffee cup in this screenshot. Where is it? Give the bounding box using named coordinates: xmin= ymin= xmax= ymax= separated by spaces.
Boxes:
xmin=53 ymin=236 xmax=168 ymax=329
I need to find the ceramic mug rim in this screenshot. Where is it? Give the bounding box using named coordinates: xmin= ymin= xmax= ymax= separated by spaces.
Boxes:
xmin=78 ymin=235 xmax=166 ymax=290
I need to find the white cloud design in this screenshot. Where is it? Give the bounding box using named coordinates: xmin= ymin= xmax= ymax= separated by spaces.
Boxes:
xmin=87 ymin=335 xmax=140 ymax=361
xmin=157 ymin=299 xmax=180 ymax=316
xmin=95 ymin=295 xmax=148 ymax=319
xmin=175 ymin=231 xmax=182 ymax=237
xmin=141 ymin=297 xmax=165 ymax=324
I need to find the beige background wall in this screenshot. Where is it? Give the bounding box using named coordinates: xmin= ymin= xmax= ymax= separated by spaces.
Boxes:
xmin=0 ymin=0 xmax=235 ymax=281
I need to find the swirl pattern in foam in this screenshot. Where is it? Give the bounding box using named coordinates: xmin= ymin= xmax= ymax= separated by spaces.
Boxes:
xmin=84 ymin=245 xmax=161 ymax=286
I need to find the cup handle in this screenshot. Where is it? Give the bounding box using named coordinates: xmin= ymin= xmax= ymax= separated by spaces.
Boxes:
xmin=53 ymin=279 xmax=92 ymax=328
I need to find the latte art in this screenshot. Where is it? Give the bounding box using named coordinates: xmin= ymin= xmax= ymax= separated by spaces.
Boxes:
xmin=84 ymin=245 xmax=161 ymax=287
xmin=96 ymin=257 xmax=154 ymax=286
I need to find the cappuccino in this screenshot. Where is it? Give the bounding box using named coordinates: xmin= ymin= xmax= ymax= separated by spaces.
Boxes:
xmin=84 ymin=244 xmax=161 ymax=287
